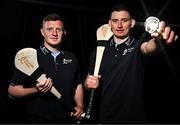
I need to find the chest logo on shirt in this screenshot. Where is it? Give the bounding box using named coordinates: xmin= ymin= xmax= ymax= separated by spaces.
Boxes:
xmin=122 ymin=47 xmax=134 ymax=56
xmin=63 ymin=58 xmax=72 ymax=64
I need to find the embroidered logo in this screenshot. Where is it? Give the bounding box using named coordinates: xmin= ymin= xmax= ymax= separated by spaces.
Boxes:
xmin=122 ymin=47 xmax=134 ymax=56
xmin=63 ymin=58 xmax=72 ymax=64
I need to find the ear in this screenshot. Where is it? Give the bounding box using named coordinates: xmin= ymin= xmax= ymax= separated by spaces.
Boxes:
xmin=130 ymin=19 xmax=136 ymax=28
xmin=40 ymin=28 xmax=45 ymax=37
xmin=108 ymin=20 xmax=113 ymax=32
xmin=63 ymin=29 xmax=66 ymax=36
xmin=108 ymin=20 xmax=111 ymax=27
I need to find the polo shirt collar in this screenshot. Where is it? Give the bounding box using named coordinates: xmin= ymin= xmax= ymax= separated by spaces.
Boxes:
xmin=110 ymin=36 xmax=134 ymax=47
xmin=39 ymin=44 xmax=64 ymax=56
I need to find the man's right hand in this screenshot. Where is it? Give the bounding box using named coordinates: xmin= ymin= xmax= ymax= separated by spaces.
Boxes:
xmin=36 ymin=77 xmax=53 ymax=93
xmin=84 ymin=75 xmax=101 ymax=89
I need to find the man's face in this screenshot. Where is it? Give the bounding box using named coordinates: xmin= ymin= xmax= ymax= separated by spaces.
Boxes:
xmin=41 ymin=20 xmax=65 ymax=47
xmin=109 ymin=10 xmax=135 ymax=39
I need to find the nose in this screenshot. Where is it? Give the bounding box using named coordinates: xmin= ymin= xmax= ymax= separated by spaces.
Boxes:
xmin=52 ymin=29 xmax=58 ymax=36
xmin=117 ymin=21 xmax=123 ymax=27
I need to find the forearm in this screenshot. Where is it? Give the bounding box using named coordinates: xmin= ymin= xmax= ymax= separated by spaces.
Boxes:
xmin=8 ymin=84 xmax=38 ymax=98
xmin=74 ymin=84 xmax=84 ymax=108
xmin=140 ymin=38 xmax=159 ymax=55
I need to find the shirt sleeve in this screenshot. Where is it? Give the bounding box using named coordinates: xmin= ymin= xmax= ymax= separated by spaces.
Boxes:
xmin=10 ymin=68 xmax=36 ymax=88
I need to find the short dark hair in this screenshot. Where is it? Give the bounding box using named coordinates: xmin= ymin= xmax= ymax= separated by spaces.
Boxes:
xmin=110 ymin=4 xmax=133 ymax=19
xmin=42 ymin=13 xmax=64 ymax=28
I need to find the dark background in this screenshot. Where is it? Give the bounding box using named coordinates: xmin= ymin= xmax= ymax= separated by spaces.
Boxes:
xmin=0 ymin=0 xmax=180 ymax=123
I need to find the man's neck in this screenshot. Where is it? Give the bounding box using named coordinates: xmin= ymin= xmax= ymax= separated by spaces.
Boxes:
xmin=44 ymin=42 xmax=60 ymax=52
xmin=114 ymin=36 xmax=129 ymax=45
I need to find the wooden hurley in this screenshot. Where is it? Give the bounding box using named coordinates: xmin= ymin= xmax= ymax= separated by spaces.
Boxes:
xmin=14 ymin=48 xmax=61 ymax=99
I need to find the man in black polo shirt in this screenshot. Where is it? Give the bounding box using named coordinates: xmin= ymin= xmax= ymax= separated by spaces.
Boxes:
xmin=84 ymin=4 xmax=178 ymax=124
xmin=8 ymin=13 xmax=84 ymax=123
